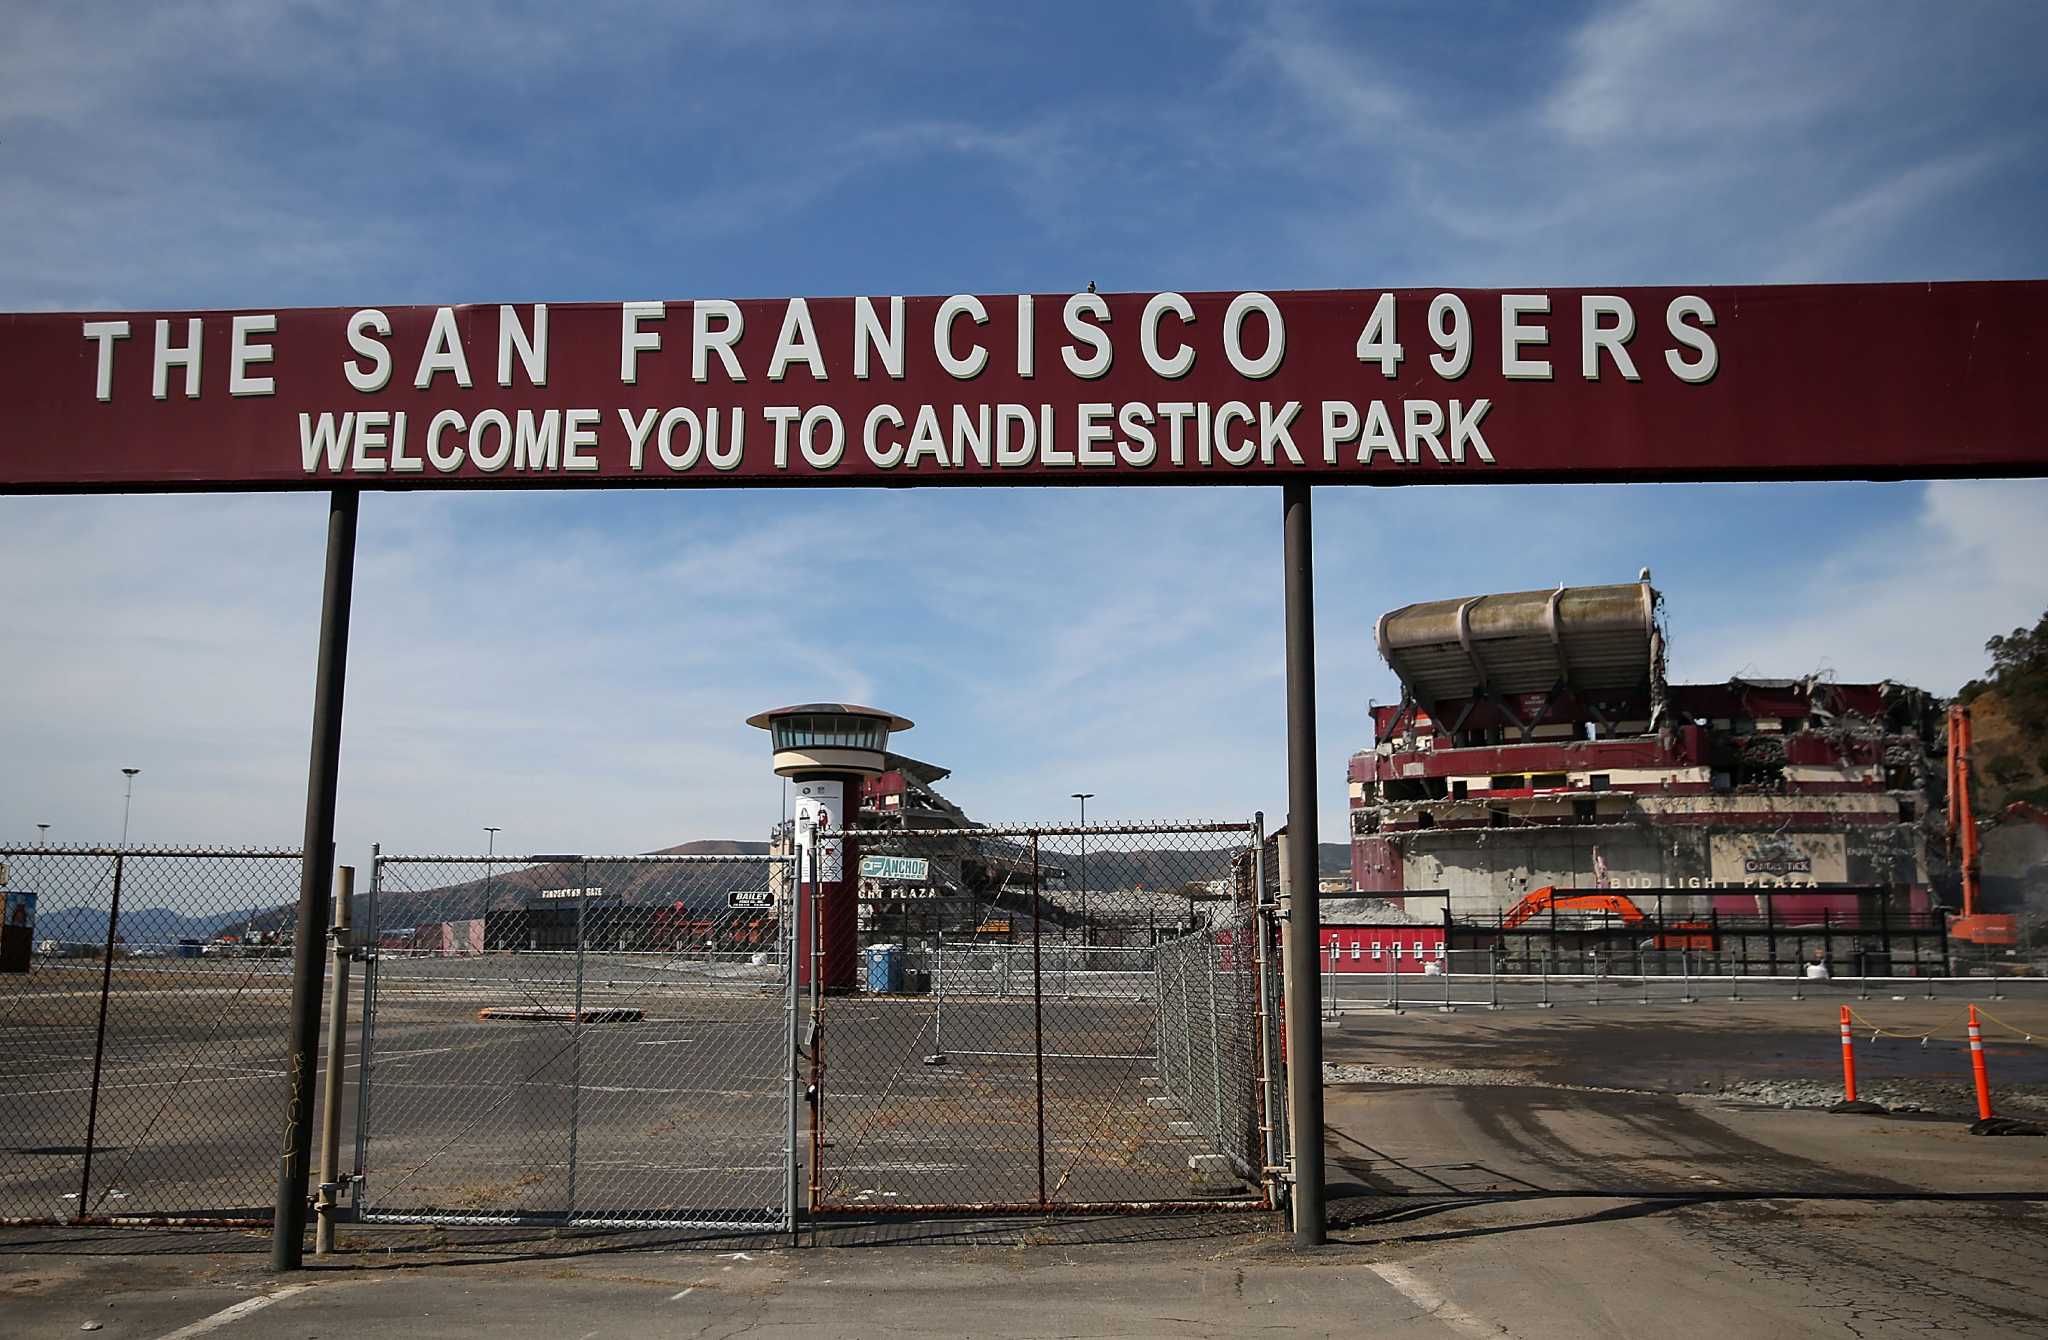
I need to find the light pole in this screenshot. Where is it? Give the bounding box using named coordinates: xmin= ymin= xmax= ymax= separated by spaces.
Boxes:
xmin=1071 ymin=792 xmax=1093 ymax=949
xmin=119 ymin=769 xmax=140 ymax=847
xmin=483 ymin=826 xmax=500 ymax=923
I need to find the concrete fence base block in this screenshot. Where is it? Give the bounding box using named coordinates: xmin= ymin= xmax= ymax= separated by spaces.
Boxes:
xmin=1146 ymin=1096 xmax=1181 ymax=1110
xmin=1168 ymin=1120 xmax=1198 ymax=1136
xmin=1137 ymin=1076 xmax=1163 ymax=1089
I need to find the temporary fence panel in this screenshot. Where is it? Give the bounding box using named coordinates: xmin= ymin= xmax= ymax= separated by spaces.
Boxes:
xmin=0 ymin=846 xmax=303 ymax=1224
xmin=807 ymin=822 xmax=1276 ymax=1214
xmin=1153 ymin=907 xmax=1265 ymax=1187
xmin=354 ymin=851 xmax=796 ymax=1230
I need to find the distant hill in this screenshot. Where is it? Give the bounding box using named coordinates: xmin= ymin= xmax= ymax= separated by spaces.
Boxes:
xmin=33 ymin=904 xmax=253 ymax=946
xmin=23 ymin=837 xmax=1354 ymax=941
xmin=363 ymin=839 xmax=775 ymax=929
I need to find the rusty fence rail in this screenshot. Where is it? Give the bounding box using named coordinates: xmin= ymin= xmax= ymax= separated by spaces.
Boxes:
xmin=354 ymin=850 xmax=797 ymax=1232
xmin=807 ymin=821 xmax=1278 ymax=1216
xmin=0 ymin=845 xmax=304 ymax=1226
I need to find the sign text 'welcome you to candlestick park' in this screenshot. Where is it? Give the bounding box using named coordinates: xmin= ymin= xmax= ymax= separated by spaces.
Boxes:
xmin=2 ymin=282 xmax=2044 ymax=491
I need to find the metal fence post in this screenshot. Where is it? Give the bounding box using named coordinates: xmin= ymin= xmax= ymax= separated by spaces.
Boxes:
xmin=1207 ymin=937 xmax=1227 ymax=1150
xmin=928 ymin=933 xmax=948 ymax=1064
xmin=1539 ymin=953 xmax=1552 ymax=1008
xmin=351 ymin=845 xmax=381 ymax=1219
xmin=1389 ymin=953 xmax=1400 ymax=1013
xmin=567 ymin=862 xmax=589 ymax=1219
xmin=1640 ymin=949 xmax=1651 ymax=1006
xmin=1490 ymin=955 xmax=1500 ymax=1010
xmin=784 ymin=851 xmax=800 ymax=1241
xmin=1681 ymin=947 xmax=1695 ymax=1004
xmin=315 ymin=866 xmax=353 ymax=1254
xmin=1031 ymin=834 xmax=1046 ymax=1209
xmin=77 ymin=852 xmax=124 ymax=1221
xmin=1182 ymin=936 xmax=1199 ymax=1113
xmin=1323 ymin=941 xmax=1334 ymax=1019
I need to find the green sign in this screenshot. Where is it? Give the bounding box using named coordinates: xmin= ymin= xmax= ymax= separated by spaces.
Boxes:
xmin=859 ymin=854 xmax=930 ymax=882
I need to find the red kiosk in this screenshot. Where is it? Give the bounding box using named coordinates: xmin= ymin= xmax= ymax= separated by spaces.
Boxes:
xmin=748 ymin=703 xmax=912 ymax=992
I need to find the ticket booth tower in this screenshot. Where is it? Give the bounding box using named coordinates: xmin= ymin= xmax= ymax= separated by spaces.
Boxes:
xmin=747 ymin=703 xmax=911 ymax=991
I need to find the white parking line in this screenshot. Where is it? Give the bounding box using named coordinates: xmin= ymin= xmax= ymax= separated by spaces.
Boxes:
xmin=153 ymin=1285 xmax=308 ymax=1339
xmin=7 ymin=1071 xmax=289 ymax=1098
xmin=1365 ymin=1262 xmax=1509 ymax=1338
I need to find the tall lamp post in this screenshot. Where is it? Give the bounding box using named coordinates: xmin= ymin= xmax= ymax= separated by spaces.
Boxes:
xmin=119 ymin=768 xmax=140 ymax=847
xmin=1071 ymin=792 xmax=1093 ymax=949
xmin=483 ymin=826 xmax=500 ymax=923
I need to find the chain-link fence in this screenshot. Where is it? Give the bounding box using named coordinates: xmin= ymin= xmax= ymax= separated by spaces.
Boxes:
xmin=1153 ymin=906 xmax=1271 ymax=1189
xmin=355 ymin=850 xmax=796 ymax=1230
xmin=0 ymin=846 xmax=304 ymax=1224
xmin=807 ymin=822 xmax=1276 ymax=1214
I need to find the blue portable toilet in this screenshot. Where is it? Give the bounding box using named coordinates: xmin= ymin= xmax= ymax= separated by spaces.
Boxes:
xmin=865 ymin=943 xmax=903 ymax=994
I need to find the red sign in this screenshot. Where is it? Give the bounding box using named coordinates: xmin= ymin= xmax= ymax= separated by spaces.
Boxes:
xmin=2 ymin=282 xmax=2044 ymax=491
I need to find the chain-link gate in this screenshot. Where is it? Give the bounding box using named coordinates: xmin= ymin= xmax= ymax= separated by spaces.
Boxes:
xmin=354 ymin=850 xmax=797 ymax=1230
xmin=0 ymin=846 xmax=304 ymax=1225
xmin=806 ymin=821 xmax=1281 ymax=1214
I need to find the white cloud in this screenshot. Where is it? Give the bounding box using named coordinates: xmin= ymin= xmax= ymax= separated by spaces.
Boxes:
xmin=1684 ymin=480 xmax=2048 ymax=693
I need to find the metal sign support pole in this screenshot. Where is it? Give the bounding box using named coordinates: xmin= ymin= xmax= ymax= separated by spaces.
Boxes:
xmin=273 ymin=487 xmax=357 ymax=1271
xmin=1279 ymin=481 xmax=1326 ymax=1247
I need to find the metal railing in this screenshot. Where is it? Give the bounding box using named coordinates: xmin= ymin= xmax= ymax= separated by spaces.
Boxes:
xmin=0 ymin=845 xmax=304 ymax=1225
xmin=1323 ymin=948 xmax=2048 ymax=1013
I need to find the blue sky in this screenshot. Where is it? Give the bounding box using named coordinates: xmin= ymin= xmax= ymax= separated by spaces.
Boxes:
xmin=2 ymin=1 xmax=2046 ymax=867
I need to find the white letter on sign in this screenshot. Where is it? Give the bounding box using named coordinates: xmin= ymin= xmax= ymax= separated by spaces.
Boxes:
xmin=1580 ymin=295 xmax=1638 ymax=381
xmin=1141 ymin=292 xmax=1195 ymax=379
xmin=229 ymin=314 xmax=276 ymax=397
xmin=693 ymin=301 xmax=745 ymax=383
xmin=346 ymin=309 xmax=393 ymax=393
xmin=620 ymin=302 xmax=664 ymax=384
xmin=768 ymin=298 xmax=827 ymax=382
xmin=82 ymin=320 xmax=130 ymax=401
xmin=1223 ymin=293 xmax=1284 ymax=379
xmin=1665 ymin=295 xmax=1718 ymax=383
xmin=1500 ymin=295 xmax=1551 ymax=380
xmin=152 ymin=318 xmax=202 ymax=400
xmin=414 ymin=307 xmax=473 ymax=390
xmin=936 ymin=295 xmax=988 ymax=379
xmin=498 ymin=305 xmax=548 ymax=387
xmin=1061 ymin=292 xmax=1112 ymax=379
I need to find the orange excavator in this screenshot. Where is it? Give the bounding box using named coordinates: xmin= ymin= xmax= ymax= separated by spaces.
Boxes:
xmin=1501 ymin=887 xmax=1645 ymax=929
xmin=1947 ymin=705 xmax=2020 ymax=947
xmin=1500 ymin=885 xmax=1714 ymax=949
